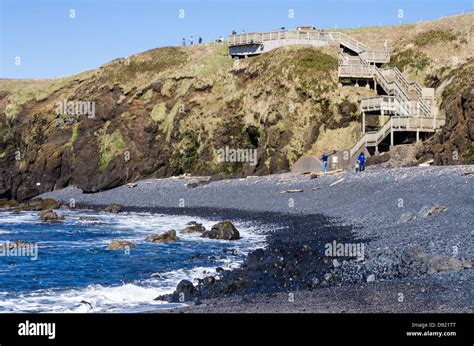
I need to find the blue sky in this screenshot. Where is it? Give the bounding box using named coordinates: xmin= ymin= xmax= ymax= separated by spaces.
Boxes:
xmin=1 ymin=0 xmax=472 ymax=79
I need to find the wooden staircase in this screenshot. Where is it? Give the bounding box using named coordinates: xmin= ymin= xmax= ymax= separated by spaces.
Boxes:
xmin=228 ymin=27 xmax=446 ymax=167
xmin=337 ymin=36 xmax=444 ymax=159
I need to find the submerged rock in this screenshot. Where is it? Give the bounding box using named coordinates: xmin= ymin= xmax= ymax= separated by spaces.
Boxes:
xmin=39 ymin=209 xmax=64 ymax=223
xmin=104 ymin=203 xmax=123 ymax=213
xmin=107 ymin=240 xmax=136 ymax=250
xmin=146 ymin=230 xmax=179 ymax=243
xmin=201 ymin=221 xmax=240 ymax=240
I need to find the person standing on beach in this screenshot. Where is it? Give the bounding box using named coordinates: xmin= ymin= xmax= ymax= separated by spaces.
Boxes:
xmin=182 ymin=38 xmax=186 ymax=46
xmin=190 ymin=36 xmax=194 ymax=45
xmin=198 ymin=36 xmax=203 ymax=44
xmin=321 ymin=153 xmax=329 ymax=173
xmin=358 ymin=152 xmax=366 ymax=172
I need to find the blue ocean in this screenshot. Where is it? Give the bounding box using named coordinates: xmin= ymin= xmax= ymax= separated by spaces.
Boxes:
xmin=0 ymin=210 xmax=265 ymax=312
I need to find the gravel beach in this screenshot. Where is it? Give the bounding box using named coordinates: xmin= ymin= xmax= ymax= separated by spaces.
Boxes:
xmin=39 ymin=165 xmax=474 ymax=313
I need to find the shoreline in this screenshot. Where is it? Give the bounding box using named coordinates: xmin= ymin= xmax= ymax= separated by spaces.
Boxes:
xmin=37 ymin=165 xmax=474 ymax=313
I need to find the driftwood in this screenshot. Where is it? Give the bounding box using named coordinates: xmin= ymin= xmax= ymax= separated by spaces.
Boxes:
xmin=280 ymin=189 xmax=304 ymax=194
xmin=312 ymin=169 xmax=344 ymax=178
xmin=418 ymin=159 xmax=434 ymax=167
xmin=329 ymin=178 xmax=345 ymax=187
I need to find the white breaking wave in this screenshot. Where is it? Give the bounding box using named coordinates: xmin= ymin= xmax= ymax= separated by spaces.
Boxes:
xmin=0 ymin=265 xmax=232 ymax=313
xmin=0 ymin=210 xmax=267 ymax=313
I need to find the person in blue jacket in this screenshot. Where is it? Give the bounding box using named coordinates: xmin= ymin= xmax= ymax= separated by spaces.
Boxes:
xmin=358 ymin=152 xmax=366 ymax=172
xmin=321 ymin=154 xmax=329 ymax=173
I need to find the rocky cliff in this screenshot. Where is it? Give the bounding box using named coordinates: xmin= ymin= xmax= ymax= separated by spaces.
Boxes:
xmin=0 ymin=14 xmax=472 ymax=200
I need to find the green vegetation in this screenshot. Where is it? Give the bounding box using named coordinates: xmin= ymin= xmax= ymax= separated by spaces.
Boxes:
xmin=100 ymin=47 xmax=188 ymax=87
xmin=293 ymin=48 xmax=338 ymax=73
xmin=178 ymin=132 xmax=200 ymax=172
xmin=194 ymin=44 xmax=233 ymax=75
xmin=414 ymin=29 xmax=457 ymax=47
xmin=64 ymin=123 xmax=79 ymax=149
xmin=440 ymin=62 xmax=474 ymax=109
xmin=462 ymin=143 xmax=474 ymax=164
xmin=387 ymin=48 xmax=431 ymax=74
xmin=150 ymin=103 xmax=167 ymax=122
xmin=98 ymin=128 xmax=126 ymax=170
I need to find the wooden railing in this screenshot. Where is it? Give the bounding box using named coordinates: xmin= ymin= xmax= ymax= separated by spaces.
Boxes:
xmin=349 ymin=116 xmax=445 ymax=157
xmin=361 ymin=96 xmax=411 ymax=116
xmin=228 ymin=30 xmax=390 ymax=63
xmin=376 ymin=67 xmax=433 ymax=118
xmin=339 ymin=64 xmax=374 ymax=78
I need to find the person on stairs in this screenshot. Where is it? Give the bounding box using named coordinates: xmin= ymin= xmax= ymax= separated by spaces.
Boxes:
xmin=357 ymin=152 xmax=366 ymax=172
xmin=321 ymin=153 xmax=329 ymax=173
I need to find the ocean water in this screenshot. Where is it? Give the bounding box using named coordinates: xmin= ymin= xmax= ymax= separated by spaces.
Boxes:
xmin=0 ymin=209 xmax=266 ymax=313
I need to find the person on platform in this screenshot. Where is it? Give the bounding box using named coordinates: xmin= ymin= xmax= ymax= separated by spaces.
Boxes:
xmin=357 ymin=152 xmax=366 ymax=172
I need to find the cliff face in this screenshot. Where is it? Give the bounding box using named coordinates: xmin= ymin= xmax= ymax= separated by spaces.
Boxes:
xmin=0 ymin=45 xmax=364 ymax=200
xmin=0 ymin=14 xmax=472 ymax=201
xmin=418 ymin=62 xmax=474 ymax=164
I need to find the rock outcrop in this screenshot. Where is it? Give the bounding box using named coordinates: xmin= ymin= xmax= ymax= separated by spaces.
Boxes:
xmin=180 ymin=223 xmax=206 ymax=234
xmin=39 ymin=209 xmax=64 ymax=223
xmin=145 ymin=230 xmax=179 ymax=243
xmin=201 ymin=221 xmax=240 ymax=240
xmin=419 ymin=64 xmax=474 ymax=165
xmin=107 ymin=240 xmax=136 ymax=250
xmin=103 ymin=203 xmax=123 ymax=213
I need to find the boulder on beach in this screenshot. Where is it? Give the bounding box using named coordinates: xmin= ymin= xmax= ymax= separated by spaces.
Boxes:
xmin=418 ymin=204 xmax=447 ymax=218
xmin=180 ymin=223 xmax=206 ymax=234
xmin=39 ymin=209 xmax=64 ymax=223
xmin=146 ymin=230 xmax=179 ymax=243
xmin=405 ymin=248 xmax=471 ymax=274
xmin=107 ymin=240 xmax=136 ymax=250
xmin=185 ymin=177 xmax=211 ymax=189
xmin=201 ymin=221 xmax=240 ymax=240
xmin=176 ymin=279 xmax=196 ymax=295
xmin=103 ymin=203 xmax=123 ymax=213
xmin=154 ymin=279 xmax=197 ymax=303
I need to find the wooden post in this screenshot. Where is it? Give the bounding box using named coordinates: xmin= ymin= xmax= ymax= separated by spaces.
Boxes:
xmin=416 ymin=130 xmax=420 ymax=142
xmin=362 ymin=112 xmax=366 ymax=134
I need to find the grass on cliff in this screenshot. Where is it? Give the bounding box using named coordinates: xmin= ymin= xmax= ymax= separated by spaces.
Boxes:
xmin=98 ymin=125 xmax=126 ymax=170
xmin=413 ymin=29 xmax=458 ymax=47
xmin=0 ymin=70 xmax=94 ymax=119
xmin=386 ymin=48 xmax=432 ymax=74
xmin=97 ymin=46 xmax=189 ymax=93
xmin=63 ymin=123 xmax=79 ymax=150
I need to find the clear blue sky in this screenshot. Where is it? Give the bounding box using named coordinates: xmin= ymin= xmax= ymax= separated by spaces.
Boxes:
xmin=1 ymin=0 xmax=472 ymax=79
